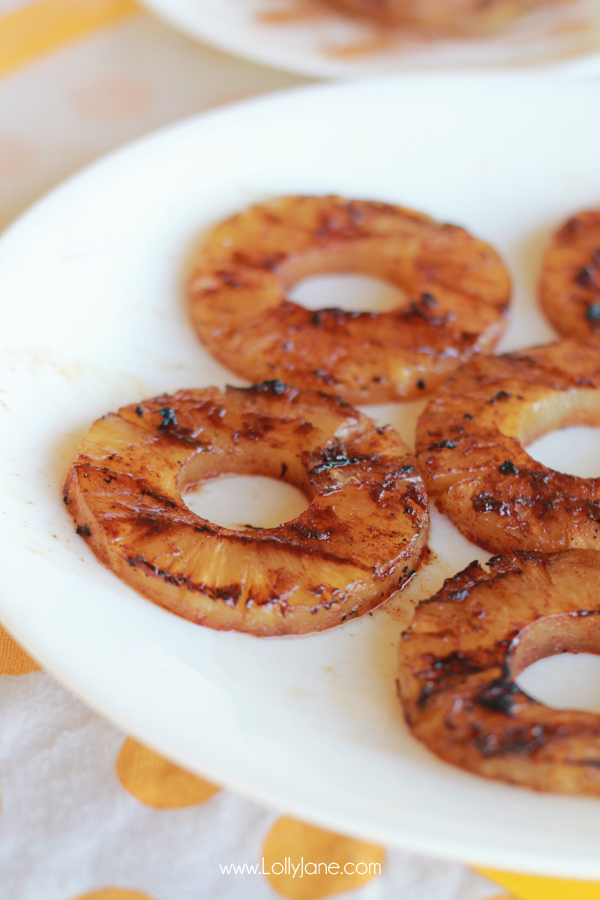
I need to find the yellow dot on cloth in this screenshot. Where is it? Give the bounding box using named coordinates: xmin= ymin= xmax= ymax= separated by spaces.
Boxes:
xmin=480 ymin=895 xmax=522 ymax=900
xmin=0 ymin=625 xmax=41 ymax=675
xmin=116 ymin=737 xmax=221 ymax=809
xmin=477 ymin=868 xmax=600 ymax=900
xmin=71 ymin=890 xmax=155 ymax=900
xmin=262 ymin=817 xmax=384 ymax=899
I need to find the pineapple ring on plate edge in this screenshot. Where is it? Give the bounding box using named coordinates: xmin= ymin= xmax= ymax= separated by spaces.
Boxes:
xmin=540 ymin=208 xmax=600 ymax=340
xmin=415 ymin=339 xmax=600 ymax=554
xmin=188 ymin=195 xmax=511 ymax=405
xmin=64 ymin=381 xmax=428 ymax=636
xmin=398 ymin=549 xmax=600 ymax=795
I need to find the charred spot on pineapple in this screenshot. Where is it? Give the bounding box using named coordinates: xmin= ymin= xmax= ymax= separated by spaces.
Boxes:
xmin=586 ymin=303 xmax=600 ymax=324
xmin=158 ymin=407 xmax=178 ymax=431
xmin=487 ymin=390 xmax=511 ymax=404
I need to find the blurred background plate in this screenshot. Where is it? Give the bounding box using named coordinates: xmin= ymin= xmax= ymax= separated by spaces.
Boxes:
xmin=140 ymin=0 xmax=600 ymax=79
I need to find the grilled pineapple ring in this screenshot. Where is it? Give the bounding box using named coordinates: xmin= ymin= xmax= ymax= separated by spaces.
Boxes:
xmin=320 ymin=0 xmax=558 ymax=33
xmin=64 ymin=382 xmax=428 ymax=636
xmin=398 ymin=550 xmax=600 ymax=795
xmin=416 ymin=340 xmax=600 ymax=554
xmin=188 ymin=196 xmax=510 ymax=405
xmin=540 ymin=209 xmax=600 ymax=339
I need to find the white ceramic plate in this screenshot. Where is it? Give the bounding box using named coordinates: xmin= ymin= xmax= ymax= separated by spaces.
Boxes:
xmin=140 ymin=0 xmax=600 ymax=79
xmin=3 ymin=76 xmax=600 ymax=877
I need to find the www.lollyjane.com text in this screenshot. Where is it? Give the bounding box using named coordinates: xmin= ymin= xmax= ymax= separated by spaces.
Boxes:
xmin=219 ymin=858 xmax=381 ymax=877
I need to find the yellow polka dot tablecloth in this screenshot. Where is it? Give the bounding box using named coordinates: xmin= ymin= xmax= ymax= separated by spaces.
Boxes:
xmin=0 ymin=3 xmax=596 ymax=899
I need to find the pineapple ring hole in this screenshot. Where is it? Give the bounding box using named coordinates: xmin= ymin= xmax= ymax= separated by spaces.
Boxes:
xmin=526 ymin=427 xmax=600 ymax=478
xmin=516 ymin=654 xmax=600 ymax=715
xmin=519 ymin=389 xmax=600 ymax=478
xmin=182 ymin=474 xmax=309 ymax=530
xmin=511 ymin=612 xmax=600 ymax=713
xmin=278 ymin=244 xmax=411 ymax=314
xmin=288 ymin=272 xmax=407 ymax=314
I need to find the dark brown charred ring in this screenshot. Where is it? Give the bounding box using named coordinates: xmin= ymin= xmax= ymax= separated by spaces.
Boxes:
xmin=398 ymin=549 xmax=600 ymax=794
xmin=64 ymin=382 xmax=428 ymax=636
xmin=188 ymin=195 xmax=510 ymax=405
